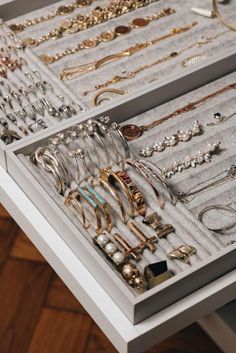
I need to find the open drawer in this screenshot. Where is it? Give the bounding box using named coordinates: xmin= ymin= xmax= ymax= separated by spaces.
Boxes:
xmin=0 ymin=166 xmax=235 ymax=353
xmin=1 ymin=0 xmax=236 ymax=169
xmin=0 ymin=0 xmax=236 ymax=352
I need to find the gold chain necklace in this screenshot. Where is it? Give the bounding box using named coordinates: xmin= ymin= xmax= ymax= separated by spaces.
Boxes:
xmin=82 ymin=30 xmax=228 ymax=96
xmin=40 ymin=7 xmax=175 ymax=65
xmin=22 ymin=0 xmax=158 ymax=48
xmin=121 ymin=83 xmax=236 ymax=141
xmin=8 ymin=0 xmax=94 ymax=33
xmin=60 ymin=21 xmax=198 ymax=80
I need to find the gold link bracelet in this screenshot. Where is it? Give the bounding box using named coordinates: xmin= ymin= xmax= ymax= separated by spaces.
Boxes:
xmin=8 ymin=0 xmax=94 ymax=33
xmin=60 ymin=21 xmax=198 ymax=80
xmin=40 ymin=7 xmax=175 ymax=65
xmin=22 ymin=0 xmax=159 ymax=48
xmin=83 ymin=30 xmax=228 ymax=96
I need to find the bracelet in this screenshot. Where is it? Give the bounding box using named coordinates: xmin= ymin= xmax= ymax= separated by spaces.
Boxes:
xmin=122 ymin=159 xmax=165 ymax=208
xmin=198 ymin=204 xmax=236 ymax=233
xmin=9 ymin=0 xmax=94 ymax=33
xmin=91 ymin=177 xmax=128 ymax=224
xmin=32 ymin=146 xmax=68 ymax=195
xmin=115 ymin=170 xmax=146 ymax=217
xmin=65 ymin=187 xmax=103 ymax=234
xmin=83 ymin=186 xmax=113 ymax=232
xmin=87 ymin=119 xmax=121 ymax=163
xmin=23 ymin=0 xmax=158 ymax=48
xmin=100 ymin=168 xmax=136 ymax=217
xmin=40 ymin=7 xmax=175 ymax=64
xmin=83 ymin=30 xmax=228 ymax=96
xmin=72 ymin=122 xmax=111 ymax=167
xmin=177 ymin=165 xmax=236 ymax=204
xmin=60 ymin=21 xmax=198 ymax=80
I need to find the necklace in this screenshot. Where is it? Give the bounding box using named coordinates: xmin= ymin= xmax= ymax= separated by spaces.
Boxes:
xmin=22 ymin=0 xmax=158 ymax=48
xmin=8 ymin=0 xmax=94 ymax=33
xmin=83 ymin=30 xmax=228 ymax=96
xmin=60 ymin=21 xmax=198 ymax=80
xmin=177 ymin=165 xmax=236 ymax=203
xmin=121 ymin=83 xmax=236 ymax=141
xmin=40 ymin=7 xmax=175 ymax=65
xmin=162 ymin=142 xmax=221 ymax=178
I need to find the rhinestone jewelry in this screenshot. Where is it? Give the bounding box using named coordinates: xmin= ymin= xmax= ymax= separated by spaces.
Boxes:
xmin=162 ymin=142 xmax=221 ymax=178
xmin=139 ymin=120 xmax=202 ymax=157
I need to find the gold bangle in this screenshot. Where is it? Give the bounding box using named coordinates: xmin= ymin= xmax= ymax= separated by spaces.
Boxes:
xmin=65 ymin=187 xmax=103 ymax=234
xmin=91 ymin=177 xmax=128 ymax=224
xmin=83 ymin=186 xmax=113 ymax=232
xmin=100 ymin=168 xmax=136 ymax=218
xmin=65 ymin=190 xmax=89 ymax=229
xmin=115 ymin=170 xmax=146 ymax=217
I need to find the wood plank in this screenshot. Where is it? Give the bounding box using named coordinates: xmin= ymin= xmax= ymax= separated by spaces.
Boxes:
xmin=0 ymin=218 xmax=18 ymax=265
xmin=27 ymin=308 xmax=93 ymax=353
xmin=85 ymin=323 xmax=117 ymax=353
xmin=0 ymin=259 xmax=52 ymax=353
xmin=146 ymin=323 xmax=223 ymax=353
xmin=10 ymin=229 xmax=46 ymax=263
xmin=46 ymin=274 xmax=87 ymax=314
xmin=0 ymin=204 xmax=11 ymax=219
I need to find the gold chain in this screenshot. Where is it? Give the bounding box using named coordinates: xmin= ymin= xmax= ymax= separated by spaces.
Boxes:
xmin=121 ymin=83 xmax=236 ymax=141
xmin=22 ymin=0 xmax=158 ymax=48
xmin=83 ymin=30 xmax=228 ymax=96
xmin=8 ymin=0 xmax=94 ymax=33
xmin=60 ymin=21 xmax=198 ymax=80
xmin=40 ymin=7 xmax=175 ymax=65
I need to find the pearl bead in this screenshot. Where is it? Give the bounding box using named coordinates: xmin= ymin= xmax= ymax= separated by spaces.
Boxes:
xmin=112 ymin=251 xmax=125 ymax=264
xmin=97 ymin=233 xmax=109 ymax=246
xmin=122 ymin=264 xmax=134 ymax=279
xmin=105 ymin=242 xmax=117 ymax=255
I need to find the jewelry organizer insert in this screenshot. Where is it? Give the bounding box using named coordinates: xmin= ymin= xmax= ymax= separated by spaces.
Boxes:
xmin=7 ymin=71 xmax=236 ymax=324
xmin=7 ymin=0 xmax=236 ymax=108
xmin=0 ymin=22 xmax=85 ymax=168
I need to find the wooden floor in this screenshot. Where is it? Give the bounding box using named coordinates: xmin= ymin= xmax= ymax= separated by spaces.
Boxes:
xmin=0 ymin=203 xmax=223 ymax=353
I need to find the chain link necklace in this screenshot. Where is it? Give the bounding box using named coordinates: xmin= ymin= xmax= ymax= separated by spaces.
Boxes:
xmin=121 ymin=83 xmax=236 ymax=141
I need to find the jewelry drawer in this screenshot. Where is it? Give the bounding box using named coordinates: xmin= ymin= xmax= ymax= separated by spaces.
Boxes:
xmin=0 ymin=0 xmax=236 ymax=169
xmin=1 ymin=1 xmax=236 ymax=352
xmin=0 ymin=166 xmax=235 ymax=353
xmin=4 ymin=71 xmax=236 ymax=324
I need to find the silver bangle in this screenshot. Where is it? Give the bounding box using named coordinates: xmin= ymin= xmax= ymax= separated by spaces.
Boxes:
xmin=198 ymin=204 xmax=236 ymax=233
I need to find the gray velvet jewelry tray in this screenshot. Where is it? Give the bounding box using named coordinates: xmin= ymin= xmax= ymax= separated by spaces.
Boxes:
xmin=6 ymin=0 xmax=236 ymax=108
xmin=6 ymin=72 xmax=236 ymax=324
xmin=0 ymin=21 xmax=86 ymax=169
xmin=1 ymin=0 xmax=236 ymax=171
